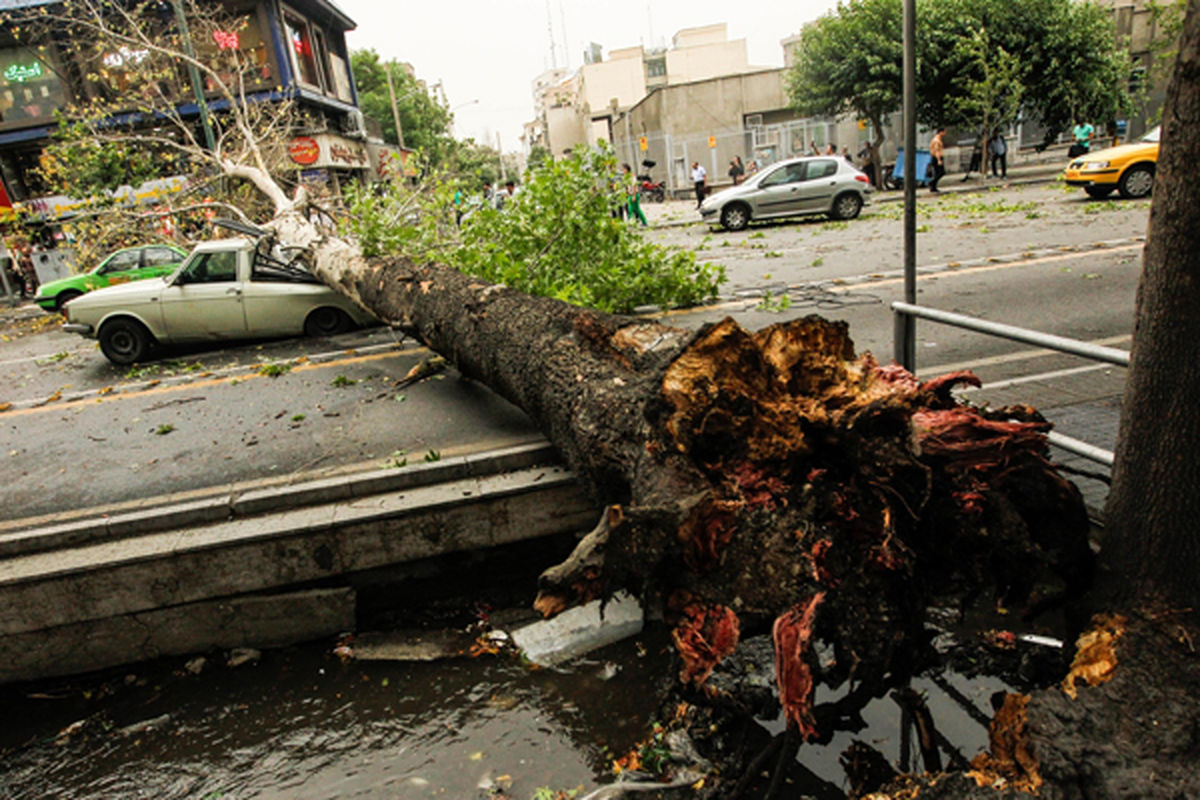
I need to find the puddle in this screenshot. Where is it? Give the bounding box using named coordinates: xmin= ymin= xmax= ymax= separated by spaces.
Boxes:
xmin=0 ymin=631 xmax=675 ymax=800
xmin=0 ymin=613 xmax=1068 ymax=800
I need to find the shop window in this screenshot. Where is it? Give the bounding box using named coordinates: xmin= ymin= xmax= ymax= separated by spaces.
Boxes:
xmin=328 ymin=53 xmax=353 ymax=103
xmin=201 ymin=14 xmax=275 ymax=92
xmin=284 ymin=9 xmax=321 ymax=88
xmin=0 ymin=48 xmax=67 ymax=128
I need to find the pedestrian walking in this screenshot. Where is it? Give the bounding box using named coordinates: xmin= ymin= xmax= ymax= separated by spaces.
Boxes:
xmin=929 ymin=128 xmax=946 ymax=193
xmin=857 ymin=141 xmax=877 ymax=187
xmin=1070 ymin=120 xmax=1094 ymax=158
xmin=988 ymin=130 xmax=1008 ymax=178
xmin=622 ymin=163 xmax=647 ymax=225
xmin=728 ymin=156 xmax=744 ymax=185
xmin=691 ymin=161 xmax=707 ymax=208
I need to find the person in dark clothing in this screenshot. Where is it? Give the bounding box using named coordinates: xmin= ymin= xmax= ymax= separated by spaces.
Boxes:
xmin=929 ymin=128 xmax=946 ymax=193
xmin=989 ymin=130 xmax=1008 ymax=178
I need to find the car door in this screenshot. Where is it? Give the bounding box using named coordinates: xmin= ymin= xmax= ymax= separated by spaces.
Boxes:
xmin=92 ymin=249 xmax=143 ymax=290
xmin=137 ymin=246 xmax=185 ymax=280
xmin=795 ymin=159 xmax=841 ymax=211
xmin=751 ymin=162 xmax=809 ymax=216
xmin=157 ymin=250 xmax=248 ymax=341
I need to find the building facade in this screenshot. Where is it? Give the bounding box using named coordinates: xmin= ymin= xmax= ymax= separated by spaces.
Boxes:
xmin=526 ymin=23 xmax=757 ymax=157
xmin=0 ymin=0 xmax=372 ymax=222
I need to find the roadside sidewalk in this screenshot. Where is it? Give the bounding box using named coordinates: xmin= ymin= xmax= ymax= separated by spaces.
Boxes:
xmin=643 ymin=159 xmax=1067 ymax=228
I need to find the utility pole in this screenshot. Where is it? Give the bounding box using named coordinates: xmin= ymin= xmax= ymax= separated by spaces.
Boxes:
xmin=385 ymin=63 xmax=405 ymax=148
xmin=898 ymin=0 xmax=917 ymax=371
xmin=171 ymin=0 xmax=216 ymax=151
xmin=496 ymin=132 xmax=507 ymax=182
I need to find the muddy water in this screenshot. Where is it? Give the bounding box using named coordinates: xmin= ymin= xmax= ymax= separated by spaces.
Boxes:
xmin=0 ymin=634 xmax=674 ymax=800
xmin=1 ymin=603 xmax=1063 ymax=800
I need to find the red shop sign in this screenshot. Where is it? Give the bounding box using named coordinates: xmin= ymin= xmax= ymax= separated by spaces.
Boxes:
xmin=288 ymin=136 xmax=320 ymax=165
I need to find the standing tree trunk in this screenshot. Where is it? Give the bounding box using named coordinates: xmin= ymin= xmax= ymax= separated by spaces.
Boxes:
xmin=1104 ymin=2 xmax=1200 ymax=612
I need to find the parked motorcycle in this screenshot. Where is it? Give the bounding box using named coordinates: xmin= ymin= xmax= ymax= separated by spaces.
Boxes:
xmin=636 ymin=159 xmax=667 ymax=203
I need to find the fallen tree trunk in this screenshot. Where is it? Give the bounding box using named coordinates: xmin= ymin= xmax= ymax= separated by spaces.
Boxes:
xmin=285 ymin=231 xmax=1093 ymax=756
xmin=263 ymin=201 xmax=1200 ymax=797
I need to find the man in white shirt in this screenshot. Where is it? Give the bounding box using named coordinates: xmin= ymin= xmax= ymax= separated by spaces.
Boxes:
xmin=691 ymin=162 xmax=707 ymax=209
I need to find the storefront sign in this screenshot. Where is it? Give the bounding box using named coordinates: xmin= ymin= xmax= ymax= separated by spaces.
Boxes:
xmin=288 ymin=136 xmax=321 ymax=165
xmin=3 ymin=62 xmax=42 ymax=83
xmin=101 ymin=47 xmax=148 ymax=68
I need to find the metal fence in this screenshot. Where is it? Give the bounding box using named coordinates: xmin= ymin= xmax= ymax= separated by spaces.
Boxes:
xmin=613 ymin=118 xmax=838 ymax=199
xmin=891 ymin=302 xmax=1126 ymax=466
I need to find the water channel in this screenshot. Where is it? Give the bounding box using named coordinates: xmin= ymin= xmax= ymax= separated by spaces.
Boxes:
xmin=1 ymin=610 xmax=1062 ymax=800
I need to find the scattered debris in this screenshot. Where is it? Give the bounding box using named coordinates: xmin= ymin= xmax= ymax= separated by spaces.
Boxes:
xmin=117 ymin=713 xmax=171 ymax=737
xmin=349 ymin=629 xmax=483 ymax=661
xmin=511 ymin=592 xmax=643 ymax=667
xmin=226 ymin=648 xmax=261 ymax=668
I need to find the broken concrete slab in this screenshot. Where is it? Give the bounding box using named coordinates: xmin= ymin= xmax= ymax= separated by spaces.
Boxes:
xmin=510 ymin=592 xmax=644 ymax=666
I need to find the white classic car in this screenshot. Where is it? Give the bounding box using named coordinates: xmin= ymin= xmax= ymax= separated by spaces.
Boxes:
xmin=62 ymin=237 xmax=377 ymax=364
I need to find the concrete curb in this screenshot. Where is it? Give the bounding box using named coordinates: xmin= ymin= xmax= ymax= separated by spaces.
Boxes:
xmin=0 ymin=439 xmax=563 ymax=558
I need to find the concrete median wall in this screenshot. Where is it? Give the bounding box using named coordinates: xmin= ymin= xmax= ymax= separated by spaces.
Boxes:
xmin=0 ymin=443 xmax=599 ymax=685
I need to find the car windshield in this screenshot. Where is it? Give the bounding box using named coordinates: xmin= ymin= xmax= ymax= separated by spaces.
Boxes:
xmin=1142 ymin=126 xmax=1161 ymax=143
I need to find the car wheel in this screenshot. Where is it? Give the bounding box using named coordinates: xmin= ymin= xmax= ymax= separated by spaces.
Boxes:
xmin=1084 ymin=185 xmax=1114 ymax=199
xmin=1118 ymin=165 xmax=1154 ymax=199
xmin=304 ymin=307 xmax=352 ymax=337
xmin=55 ymin=290 xmax=82 ymax=314
xmin=99 ymin=318 xmax=152 ymax=365
xmin=830 ymin=192 xmax=863 ymax=221
xmin=720 ymin=203 xmax=750 ymax=231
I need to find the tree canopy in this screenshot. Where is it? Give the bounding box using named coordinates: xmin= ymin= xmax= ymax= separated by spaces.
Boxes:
xmin=788 ymin=0 xmax=1133 ymax=138
xmin=786 ymin=0 xmax=903 ymax=143
xmin=350 ymin=49 xmax=454 ymax=165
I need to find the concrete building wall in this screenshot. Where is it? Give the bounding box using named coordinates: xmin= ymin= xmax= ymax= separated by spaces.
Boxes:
xmin=579 ymin=55 xmax=646 ymax=117
xmin=665 ymin=40 xmax=749 ymax=85
xmin=545 ymin=104 xmax=587 ymax=156
xmin=672 ymin=23 xmax=728 ymax=48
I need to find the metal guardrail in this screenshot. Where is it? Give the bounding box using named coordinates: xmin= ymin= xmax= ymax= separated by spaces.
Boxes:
xmin=892 ymin=301 xmax=1126 ymax=467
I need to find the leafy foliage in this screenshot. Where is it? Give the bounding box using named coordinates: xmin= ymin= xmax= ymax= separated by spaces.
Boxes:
xmin=788 ymin=0 xmax=1133 ymax=140
xmin=945 ymin=27 xmax=1024 ymax=139
xmin=342 ymin=145 xmax=725 ymax=314
xmin=787 ymin=0 xmax=902 ymax=140
xmin=350 ymin=50 xmax=454 ymax=164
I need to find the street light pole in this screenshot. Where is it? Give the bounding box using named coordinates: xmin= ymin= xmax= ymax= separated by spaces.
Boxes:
xmin=898 ymin=0 xmax=917 ymax=371
xmin=171 ymin=0 xmax=216 ymax=152
xmin=385 ymin=63 xmax=405 ymax=149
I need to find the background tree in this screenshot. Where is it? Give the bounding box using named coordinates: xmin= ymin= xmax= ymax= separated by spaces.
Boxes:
xmin=788 ymin=0 xmax=1132 ymax=156
xmin=919 ymin=0 xmax=1131 ymax=142
xmin=786 ymin=0 xmax=902 ymax=187
xmin=943 ymin=27 xmax=1024 ymax=150
xmin=349 ymin=49 xmax=454 ymax=165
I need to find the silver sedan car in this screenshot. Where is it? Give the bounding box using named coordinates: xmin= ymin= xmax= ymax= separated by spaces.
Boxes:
xmin=700 ymin=156 xmax=871 ymax=231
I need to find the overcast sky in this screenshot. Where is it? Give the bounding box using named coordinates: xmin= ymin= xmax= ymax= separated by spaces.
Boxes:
xmin=335 ymin=0 xmax=842 ymax=149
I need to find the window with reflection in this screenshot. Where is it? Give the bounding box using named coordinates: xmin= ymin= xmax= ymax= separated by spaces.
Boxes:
xmin=284 ymin=10 xmax=320 ymax=88
xmin=200 ymin=14 xmax=274 ymax=92
xmin=0 ymin=48 xmax=67 ymax=127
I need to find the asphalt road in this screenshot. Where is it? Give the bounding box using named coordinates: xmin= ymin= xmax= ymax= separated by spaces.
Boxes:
xmin=0 ymin=181 xmax=1144 ymax=523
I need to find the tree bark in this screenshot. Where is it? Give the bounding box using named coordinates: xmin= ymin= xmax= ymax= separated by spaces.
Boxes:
xmin=292 ymin=236 xmax=1091 ymax=744
xmin=1104 ymin=2 xmax=1200 ymax=612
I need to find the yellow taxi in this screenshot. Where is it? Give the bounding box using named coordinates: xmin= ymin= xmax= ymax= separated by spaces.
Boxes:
xmin=1063 ymin=126 xmax=1160 ymax=199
